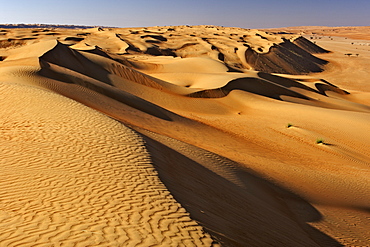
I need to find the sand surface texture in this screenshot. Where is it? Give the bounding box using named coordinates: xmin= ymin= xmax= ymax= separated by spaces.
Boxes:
xmin=0 ymin=25 xmax=369 ymax=246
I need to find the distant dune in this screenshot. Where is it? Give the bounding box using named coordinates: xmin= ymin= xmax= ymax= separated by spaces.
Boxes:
xmin=0 ymin=24 xmax=104 ymax=29
xmin=0 ymin=25 xmax=369 ymax=246
xmin=264 ymin=25 xmax=370 ymax=40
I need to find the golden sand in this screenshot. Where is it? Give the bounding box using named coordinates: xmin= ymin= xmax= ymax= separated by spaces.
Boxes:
xmin=0 ymin=26 xmax=369 ymax=246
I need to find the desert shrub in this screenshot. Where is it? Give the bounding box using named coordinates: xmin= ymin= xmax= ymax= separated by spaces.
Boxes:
xmin=316 ymin=138 xmax=326 ymax=144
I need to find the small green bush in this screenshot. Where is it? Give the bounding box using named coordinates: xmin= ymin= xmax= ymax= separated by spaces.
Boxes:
xmin=316 ymin=138 xmax=325 ymax=144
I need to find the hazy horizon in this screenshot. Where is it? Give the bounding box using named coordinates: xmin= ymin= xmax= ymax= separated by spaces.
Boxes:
xmin=2 ymin=0 xmax=370 ymax=29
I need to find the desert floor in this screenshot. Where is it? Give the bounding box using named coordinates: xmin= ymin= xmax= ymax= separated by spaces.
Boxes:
xmin=0 ymin=25 xmax=369 ymax=246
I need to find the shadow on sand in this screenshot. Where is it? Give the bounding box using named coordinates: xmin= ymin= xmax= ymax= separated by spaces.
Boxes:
xmin=140 ymin=132 xmax=343 ymax=247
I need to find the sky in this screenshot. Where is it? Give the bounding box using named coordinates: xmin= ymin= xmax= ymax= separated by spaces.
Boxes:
xmin=1 ymin=0 xmax=370 ymax=29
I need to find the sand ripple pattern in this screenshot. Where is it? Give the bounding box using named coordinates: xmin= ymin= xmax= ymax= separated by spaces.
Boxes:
xmin=0 ymin=82 xmax=213 ymax=246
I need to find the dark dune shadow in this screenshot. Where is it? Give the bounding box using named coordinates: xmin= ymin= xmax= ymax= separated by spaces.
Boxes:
xmin=44 ymin=32 xmax=60 ymax=36
xmin=315 ymin=83 xmax=350 ymax=96
xmin=81 ymin=46 xmax=114 ymax=59
xmin=139 ymin=132 xmax=344 ymax=247
xmin=115 ymin=34 xmax=142 ymax=53
xmin=187 ymin=73 xmax=352 ymax=107
xmin=141 ymin=34 xmax=168 ymax=41
xmin=64 ymin=37 xmax=85 ymax=42
xmin=258 ymin=72 xmax=324 ymax=94
xmin=145 ymin=46 xmax=177 ymax=57
xmin=189 ymin=77 xmax=312 ymax=101
xmin=77 ymin=32 xmax=91 ymax=36
xmin=145 ymin=40 xmax=162 ymax=44
xmin=293 ymin=36 xmax=330 ymax=54
xmin=245 ymin=39 xmax=328 ymax=74
xmin=315 ymin=79 xmax=350 ymax=96
xmin=41 ymin=41 xmax=170 ymax=92
xmin=38 ymin=41 xmax=176 ymax=121
xmin=38 ymin=59 xmax=173 ymax=121
xmin=40 ymin=41 xmax=114 ymax=85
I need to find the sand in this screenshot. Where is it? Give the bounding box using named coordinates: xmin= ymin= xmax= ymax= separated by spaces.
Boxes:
xmin=0 ymin=25 xmax=369 ymax=246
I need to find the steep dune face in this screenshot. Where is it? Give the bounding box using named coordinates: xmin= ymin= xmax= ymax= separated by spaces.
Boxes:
xmin=245 ymin=39 xmax=329 ymax=74
xmin=292 ymin=36 xmax=330 ymax=54
xmin=0 ymin=26 xmax=370 ymax=246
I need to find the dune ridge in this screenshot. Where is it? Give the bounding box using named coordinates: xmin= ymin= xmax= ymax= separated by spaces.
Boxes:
xmin=0 ymin=25 xmax=369 ymax=246
xmin=245 ymin=38 xmax=329 ymax=74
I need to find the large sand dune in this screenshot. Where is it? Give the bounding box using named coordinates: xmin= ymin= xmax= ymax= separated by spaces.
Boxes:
xmin=0 ymin=25 xmax=369 ymax=246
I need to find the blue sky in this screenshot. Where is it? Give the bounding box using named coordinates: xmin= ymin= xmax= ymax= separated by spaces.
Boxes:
xmin=1 ymin=0 xmax=369 ymax=28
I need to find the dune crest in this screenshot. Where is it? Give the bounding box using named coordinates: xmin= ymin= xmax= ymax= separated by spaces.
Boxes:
xmin=1 ymin=25 xmax=369 ymax=246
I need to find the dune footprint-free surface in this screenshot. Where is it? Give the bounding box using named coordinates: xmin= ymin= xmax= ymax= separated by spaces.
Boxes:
xmin=0 ymin=82 xmax=214 ymax=246
xmin=0 ymin=25 xmax=369 ymax=246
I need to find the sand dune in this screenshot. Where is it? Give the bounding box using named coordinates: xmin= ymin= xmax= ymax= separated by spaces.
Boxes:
xmin=0 ymin=25 xmax=369 ymax=246
xmin=264 ymin=26 xmax=370 ymax=40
